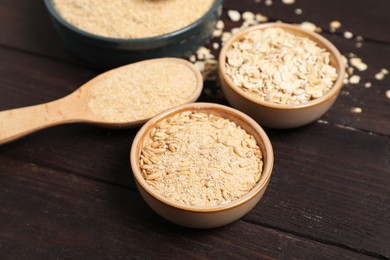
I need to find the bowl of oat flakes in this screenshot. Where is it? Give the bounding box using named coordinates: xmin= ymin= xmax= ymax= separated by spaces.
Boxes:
xmin=130 ymin=103 xmax=274 ymax=228
xmin=219 ymin=23 xmax=345 ymax=129
xmin=44 ymin=0 xmax=223 ymax=68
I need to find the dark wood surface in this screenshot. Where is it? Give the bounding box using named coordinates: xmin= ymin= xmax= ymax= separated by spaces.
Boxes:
xmin=1 ymin=0 xmax=389 ymax=259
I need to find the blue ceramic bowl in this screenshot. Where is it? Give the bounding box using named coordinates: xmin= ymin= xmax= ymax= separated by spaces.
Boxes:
xmin=44 ymin=0 xmax=223 ymax=69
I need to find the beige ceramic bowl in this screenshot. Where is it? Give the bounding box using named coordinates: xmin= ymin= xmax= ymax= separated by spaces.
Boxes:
xmin=219 ymin=23 xmax=345 ymax=129
xmin=130 ymin=103 xmax=274 ymax=228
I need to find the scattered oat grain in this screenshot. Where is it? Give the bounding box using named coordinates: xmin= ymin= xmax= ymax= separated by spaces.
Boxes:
xmin=255 ymin=13 xmax=269 ymax=22
xmin=294 ymin=9 xmax=303 ymax=15
xmin=350 ymin=107 xmax=362 ymax=113
xmin=282 ymin=0 xmax=295 ymax=4
xmin=189 ymin=55 xmax=197 ymax=63
xmin=242 ymin=11 xmax=255 ymax=21
xmin=265 ymin=0 xmax=273 ymax=6
xmin=228 ymin=10 xmax=241 ymax=22
xmin=349 ymin=57 xmax=367 ymax=71
xmin=213 ymin=29 xmax=223 ymax=37
xmin=343 ymin=31 xmax=354 ymax=39
xmin=349 ymin=75 xmax=361 ymax=84
xmin=347 ymin=67 xmax=354 ymax=76
xmin=375 ymin=71 xmax=385 ymax=81
xmin=196 ymin=46 xmax=215 ymax=60
xmin=216 ymin=20 xmax=225 ymax=30
xmin=213 ymin=20 xmax=224 ymax=38
xmin=386 ymin=90 xmax=390 ymax=99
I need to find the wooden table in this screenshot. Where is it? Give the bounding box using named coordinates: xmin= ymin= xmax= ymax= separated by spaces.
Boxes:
xmin=1 ymin=0 xmax=389 ymax=259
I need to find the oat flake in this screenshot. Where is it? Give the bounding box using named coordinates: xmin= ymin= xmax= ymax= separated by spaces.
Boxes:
xmin=227 ymin=10 xmax=241 ymax=22
xmin=344 ymin=31 xmax=354 ymax=39
xmin=386 ymin=90 xmax=390 ymax=99
xmin=350 ymin=107 xmax=362 ymax=113
xmin=294 ymin=9 xmax=303 ymax=15
xmin=225 ymin=27 xmax=338 ymax=105
xmin=349 ymin=75 xmax=361 ymax=84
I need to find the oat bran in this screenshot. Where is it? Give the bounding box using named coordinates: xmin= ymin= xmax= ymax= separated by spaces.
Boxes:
xmin=88 ymin=61 xmax=197 ymax=122
xmin=53 ymin=0 xmax=214 ymax=38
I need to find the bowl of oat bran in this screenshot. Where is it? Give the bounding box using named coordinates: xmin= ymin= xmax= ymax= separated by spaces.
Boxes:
xmin=130 ymin=103 xmax=274 ymax=228
xmin=44 ymin=0 xmax=223 ymax=68
xmin=219 ymin=23 xmax=345 ymax=129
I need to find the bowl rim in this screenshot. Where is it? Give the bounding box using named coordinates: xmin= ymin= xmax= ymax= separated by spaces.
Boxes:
xmin=44 ymin=0 xmax=223 ymax=43
xmin=218 ymin=22 xmax=346 ymax=110
xmin=130 ymin=102 xmax=274 ymax=213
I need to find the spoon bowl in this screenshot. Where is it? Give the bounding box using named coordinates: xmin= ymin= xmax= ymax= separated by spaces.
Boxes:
xmin=0 ymin=58 xmax=203 ymax=145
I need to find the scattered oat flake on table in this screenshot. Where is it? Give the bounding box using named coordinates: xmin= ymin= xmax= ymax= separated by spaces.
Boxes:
xmin=386 ymin=90 xmax=390 ymax=99
xmin=349 ymin=57 xmax=368 ymax=71
xmin=196 ymin=46 xmax=214 ymax=60
xmin=242 ymin=11 xmax=255 ymax=21
xmin=255 ymin=13 xmax=269 ymax=22
xmin=356 ymin=35 xmax=364 ymax=42
xmin=225 ymin=27 xmax=338 ymax=105
xmin=213 ymin=20 xmax=224 ymax=37
xmin=355 ymin=42 xmax=363 ymax=48
xmin=364 ymin=82 xmax=372 ymax=88
xmin=375 ymin=72 xmax=385 ymax=80
xmin=216 ymin=20 xmax=224 ymax=30
xmin=227 ymin=10 xmax=241 ymax=22
xmin=349 ymin=75 xmax=361 ymax=84
xmin=294 ymin=9 xmax=303 ymax=15
xmin=213 ymin=29 xmax=222 ymax=37
xmin=282 ymin=0 xmax=295 ymax=4
xmin=341 ymin=55 xmax=348 ymax=67
xmin=265 ymin=0 xmax=273 ymax=6
xmin=350 ymin=107 xmax=362 ymax=113
xmin=53 ymin=0 xmax=214 ymax=39
xmin=299 ymin=21 xmax=317 ymax=32
xmin=88 ymin=61 xmax=197 ymax=122
xmin=347 ymin=67 xmax=354 ymax=76
xmin=344 ymin=31 xmax=354 ymax=39
xmin=189 ymin=55 xmax=196 ymax=63
xmin=141 ymin=111 xmax=263 ymax=206
xmin=329 ymin=20 xmax=341 ymax=30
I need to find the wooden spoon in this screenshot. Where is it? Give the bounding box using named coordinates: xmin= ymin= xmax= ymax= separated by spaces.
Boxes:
xmin=0 ymin=58 xmax=203 ymax=145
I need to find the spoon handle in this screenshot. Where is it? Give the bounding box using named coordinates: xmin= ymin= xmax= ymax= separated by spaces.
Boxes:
xmin=0 ymin=94 xmax=86 ymax=145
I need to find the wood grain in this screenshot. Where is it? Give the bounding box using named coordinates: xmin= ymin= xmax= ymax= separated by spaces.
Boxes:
xmin=0 ymin=157 xmax=378 ymax=259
